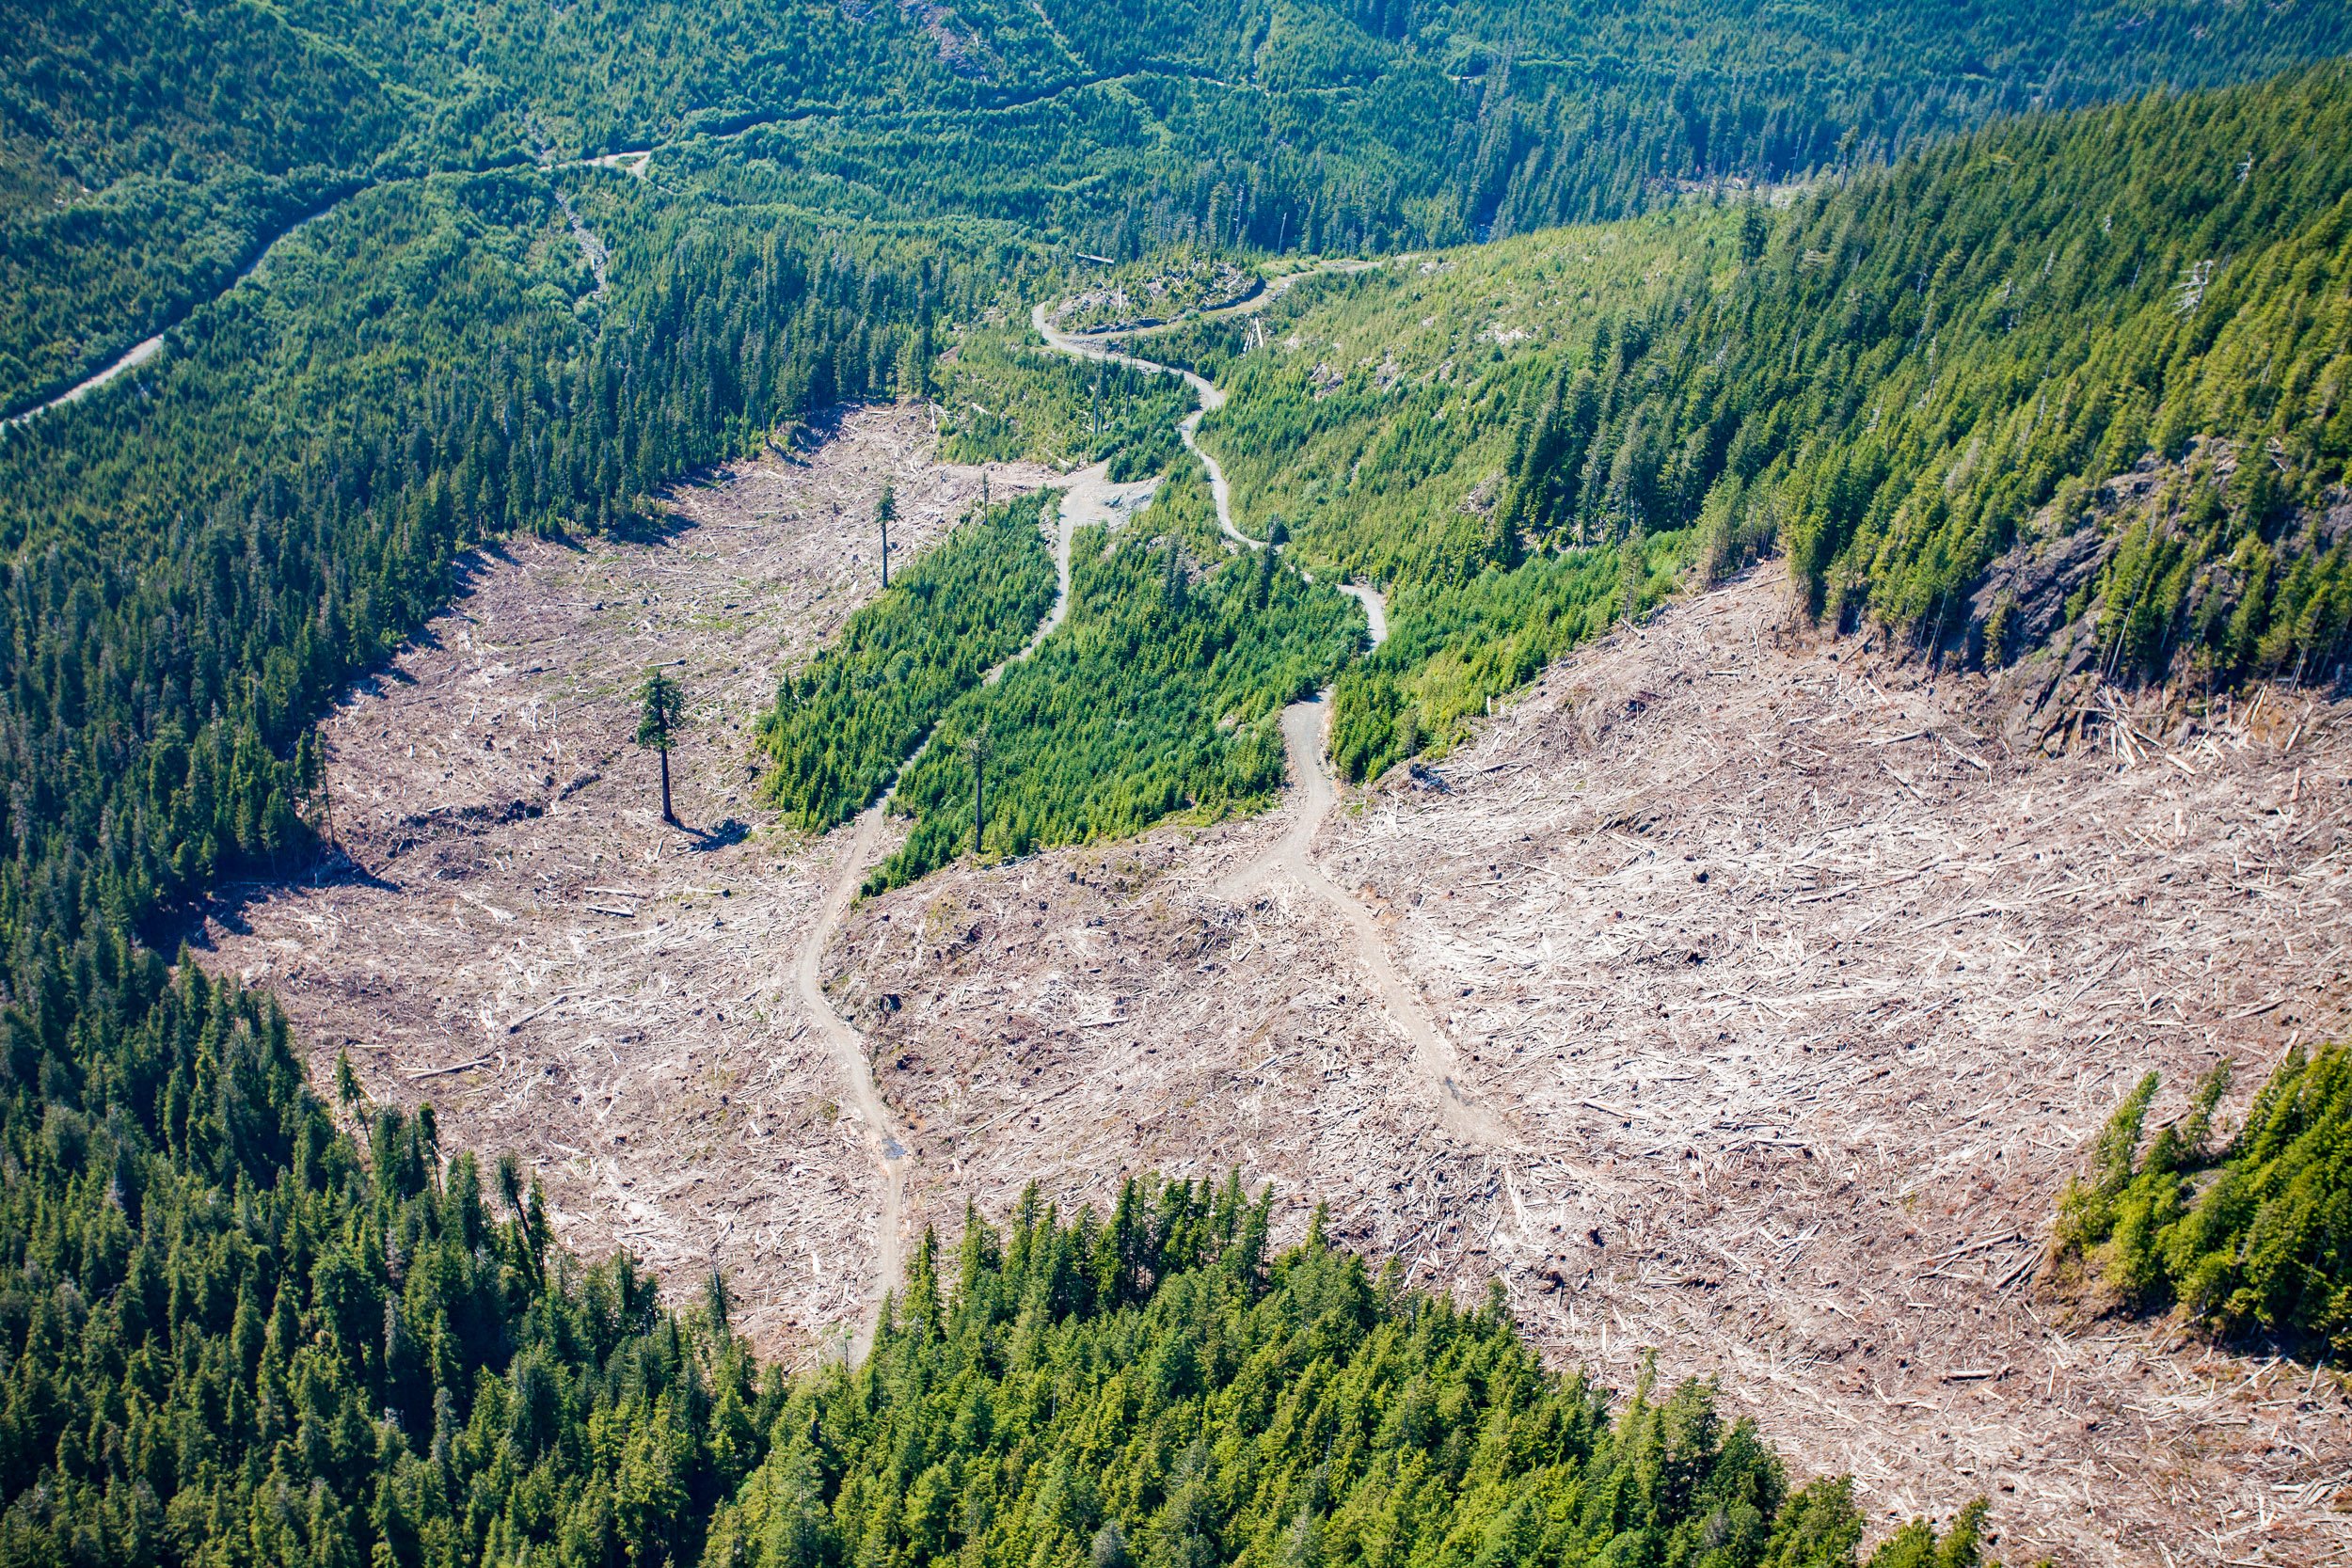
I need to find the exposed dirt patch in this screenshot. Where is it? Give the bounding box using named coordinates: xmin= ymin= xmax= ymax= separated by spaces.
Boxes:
xmin=826 ymin=565 xmax=2350 ymax=1565
xmin=202 ymin=393 xmax=2351 ymax=1557
xmin=1052 ymin=258 xmax=1257 ymax=335
xmin=202 ymin=404 xmax=1055 ymax=1359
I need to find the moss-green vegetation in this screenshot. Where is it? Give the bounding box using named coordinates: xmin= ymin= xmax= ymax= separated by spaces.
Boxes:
xmin=760 ymin=498 xmax=1059 ymax=831
xmin=2057 ymin=1045 xmax=2352 ymax=1355
xmin=0 ymin=0 xmax=412 ymax=411
xmin=1139 ymin=213 xmax=1735 ymax=778
xmin=0 ymin=166 xmax=988 ymax=931
xmin=937 ymin=328 xmax=1195 ymax=479
xmin=869 ymin=519 xmax=1360 ymax=890
xmin=710 ymin=1180 xmax=1992 ymax=1568
xmin=19 ymin=0 xmax=2345 ymax=418
xmin=1161 ymin=210 xmax=1739 ymax=582
xmin=1144 ymin=449 xmax=1235 ymax=562
xmin=1176 ymin=65 xmax=2352 ymax=781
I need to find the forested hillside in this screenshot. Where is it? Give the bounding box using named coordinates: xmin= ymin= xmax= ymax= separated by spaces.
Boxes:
xmin=0 ymin=164 xmax=1000 ymax=988
xmin=0 ymin=961 xmax=780 ymax=1567
xmin=12 ymin=0 xmax=2348 ymax=415
xmin=708 ymin=1181 xmax=1988 ymax=1568
xmin=936 ymin=331 xmax=1196 ymax=478
xmin=1168 ymin=63 xmax=2352 ymax=778
xmin=762 ymin=496 xmax=1059 ymax=832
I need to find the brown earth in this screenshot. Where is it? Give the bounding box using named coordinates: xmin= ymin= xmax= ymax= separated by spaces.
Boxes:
xmin=824 ymin=565 xmax=2350 ymax=1566
xmin=202 ymin=404 xmax=1056 ymax=1357
xmin=206 ymin=393 xmax=2352 ymax=1560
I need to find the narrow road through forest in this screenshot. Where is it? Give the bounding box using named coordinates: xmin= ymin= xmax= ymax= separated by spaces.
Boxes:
xmin=1031 ymin=301 xmax=1257 ymax=552
xmin=2 ymin=189 xmax=357 ymax=429
xmin=789 ymin=474 xmax=1083 ymax=1357
xmin=5 ymin=150 xmax=639 ymax=431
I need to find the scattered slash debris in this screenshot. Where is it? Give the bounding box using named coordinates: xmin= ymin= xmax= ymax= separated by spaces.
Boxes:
xmin=209 ymin=409 xmax=2352 ymax=1566
xmin=828 ymin=563 xmax=2349 ymax=1566
xmin=204 ymin=404 xmax=1056 ymax=1361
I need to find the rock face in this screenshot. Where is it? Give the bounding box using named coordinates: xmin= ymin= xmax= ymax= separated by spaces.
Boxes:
xmin=1970 ymin=518 xmax=2107 ymax=665
xmin=1962 ymin=442 xmax=2352 ymax=750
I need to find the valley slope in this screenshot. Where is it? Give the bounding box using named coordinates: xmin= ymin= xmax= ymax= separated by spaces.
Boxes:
xmin=13 ymin=11 xmax=2352 ymax=1568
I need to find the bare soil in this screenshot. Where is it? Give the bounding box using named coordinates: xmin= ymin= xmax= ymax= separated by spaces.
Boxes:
xmin=202 ymin=404 xmax=1056 ymax=1358
xmin=203 ymin=385 xmax=2352 ymax=1559
xmin=822 ymin=566 xmax=2351 ymax=1565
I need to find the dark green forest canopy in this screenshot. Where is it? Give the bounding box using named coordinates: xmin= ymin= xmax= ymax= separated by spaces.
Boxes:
xmin=2056 ymin=1043 xmax=2352 ymax=1358
xmin=709 ymin=1180 xmax=1991 ymax=1568
xmin=0 ymin=946 xmax=1988 ymax=1568
xmin=9 ymin=0 xmax=2350 ymax=413
xmin=0 ymin=952 xmax=788 ymax=1568
xmin=0 ymin=157 xmax=1033 ymax=1158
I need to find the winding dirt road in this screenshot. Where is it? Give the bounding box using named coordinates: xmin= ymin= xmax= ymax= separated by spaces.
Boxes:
xmin=789 ymin=479 xmax=1093 ymax=1355
xmin=791 ymin=808 xmax=904 ymax=1360
xmin=1031 ymin=301 xmax=1258 ymax=552
xmin=1006 ymin=457 xmax=1155 ymax=666
xmin=1220 ymin=606 xmax=1518 ymax=1149
xmin=695 ymin=277 xmax=1466 ymax=1359
xmin=1 ymin=189 xmax=359 ymax=431
xmin=1032 ymin=294 xmax=1513 ymax=1150
xmin=7 ymin=150 xmax=642 ymax=433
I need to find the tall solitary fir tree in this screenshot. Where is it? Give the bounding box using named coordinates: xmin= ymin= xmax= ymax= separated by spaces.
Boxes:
xmin=971 ymin=721 xmax=990 ymax=857
xmin=637 ymin=668 xmax=687 ymax=824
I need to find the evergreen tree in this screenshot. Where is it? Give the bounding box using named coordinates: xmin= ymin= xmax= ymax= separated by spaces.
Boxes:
xmin=638 ymin=668 xmax=688 ymax=824
xmin=2056 ymin=1044 xmax=2352 ymax=1354
xmin=709 ymin=1176 xmax=1994 ymax=1568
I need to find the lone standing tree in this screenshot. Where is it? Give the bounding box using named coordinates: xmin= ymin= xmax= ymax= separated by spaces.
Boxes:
xmin=970 ymin=724 xmax=990 ymax=858
xmin=877 ymin=483 xmax=896 ymax=589
xmin=635 ymin=668 xmax=686 ymax=824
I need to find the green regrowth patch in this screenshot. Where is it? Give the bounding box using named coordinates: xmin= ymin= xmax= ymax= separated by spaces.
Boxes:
xmin=1331 ymin=529 xmax=1688 ymax=783
xmin=938 ymin=324 xmax=1196 ymax=479
xmin=2055 ymin=1043 xmax=2352 ymax=1356
xmin=758 ymin=497 xmax=1059 ymax=832
xmin=1140 ymin=214 xmax=1736 ymax=782
xmin=708 ymin=1177 xmax=1992 ymax=1568
xmin=868 ymin=523 xmax=1360 ymax=890
xmin=1140 ymin=446 xmax=1232 ymax=562
xmin=1164 ymin=207 xmax=1740 ymax=586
